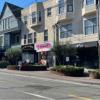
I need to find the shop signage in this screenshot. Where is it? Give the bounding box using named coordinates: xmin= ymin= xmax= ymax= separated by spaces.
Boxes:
xmin=35 ymin=42 xmax=53 ymax=52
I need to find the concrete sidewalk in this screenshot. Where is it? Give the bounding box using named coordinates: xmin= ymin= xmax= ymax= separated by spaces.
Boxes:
xmin=0 ymin=69 xmax=100 ymax=85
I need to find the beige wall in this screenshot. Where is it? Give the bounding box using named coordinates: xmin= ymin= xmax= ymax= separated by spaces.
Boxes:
xmin=21 ymin=0 xmax=98 ymax=46
xmin=59 ymin=0 xmax=98 ymax=45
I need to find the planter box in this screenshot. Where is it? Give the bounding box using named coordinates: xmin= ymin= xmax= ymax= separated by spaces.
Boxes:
xmin=7 ymin=65 xmax=17 ymax=70
xmin=89 ymin=71 xmax=100 ymax=79
xmin=20 ymin=64 xmax=47 ymax=71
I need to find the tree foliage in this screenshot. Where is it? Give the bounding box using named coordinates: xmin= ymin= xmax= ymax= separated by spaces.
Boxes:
xmin=52 ymin=41 xmax=77 ymax=65
xmin=5 ymin=48 xmax=22 ymax=65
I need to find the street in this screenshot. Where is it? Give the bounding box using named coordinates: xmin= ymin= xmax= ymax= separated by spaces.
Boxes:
xmin=0 ymin=71 xmax=99 ymax=100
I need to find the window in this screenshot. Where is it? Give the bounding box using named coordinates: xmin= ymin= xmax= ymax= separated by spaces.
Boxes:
xmin=3 ymin=20 xmax=5 ymax=30
xmin=23 ymin=16 xmax=27 ymax=25
xmin=84 ymin=17 xmax=97 ymax=35
xmin=38 ymin=11 xmax=42 ymax=22
xmin=0 ymin=36 xmax=3 ymax=46
xmin=86 ymin=0 xmax=94 ymax=5
xmin=60 ymin=24 xmax=72 ymax=38
xmin=28 ymin=33 xmax=32 ymax=44
xmin=32 ymin=12 xmax=36 ymax=23
xmin=44 ymin=30 xmax=48 ymax=41
xmin=34 ymin=32 xmax=37 ymax=43
xmin=58 ymin=0 xmax=64 ymax=14
xmin=24 ymin=35 xmax=26 ymax=44
xmin=47 ymin=7 xmax=51 ymax=16
xmin=67 ymin=0 xmax=73 ymax=12
xmin=15 ymin=35 xmax=20 ymax=44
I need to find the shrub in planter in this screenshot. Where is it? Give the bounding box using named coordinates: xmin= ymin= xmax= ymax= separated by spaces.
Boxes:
xmin=89 ymin=70 xmax=100 ymax=79
xmin=51 ymin=65 xmax=84 ymax=76
xmin=5 ymin=48 xmax=22 ymax=65
xmin=64 ymin=66 xmax=84 ymax=76
xmin=7 ymin=65 xmax=17 ymax=70
xmin=0 ymin=61 xmax=9 ymax=68
xmin=51 ymin=66 xmax=65 ymax=73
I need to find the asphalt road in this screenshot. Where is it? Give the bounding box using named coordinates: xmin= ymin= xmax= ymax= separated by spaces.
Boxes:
xmin=0 ymin=71 xmax=99 ymax=100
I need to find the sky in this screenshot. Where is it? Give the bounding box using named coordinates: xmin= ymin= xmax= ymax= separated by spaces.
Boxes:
xmin=0 ymin=0 xmax=44 ymax=12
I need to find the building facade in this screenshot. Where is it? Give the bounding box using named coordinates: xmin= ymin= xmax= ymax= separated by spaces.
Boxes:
xmin=21 ymin=0 xmax=57 ymax=65
xmin=0 ymin=0 xmax=97 ymax=67
xmin=21 ymin=0 xmax=98 ymax=67
xmin=0 ymin=2 xmax=22 ymax=60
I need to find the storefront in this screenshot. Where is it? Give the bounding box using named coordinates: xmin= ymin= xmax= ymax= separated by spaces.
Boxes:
xmin=76 ymin=41 xmax=98 ymax=68
xmin=34 ymin=42 xmax=54 ymax=66
xmin=22 ymin=44 xmax=38 ymax=63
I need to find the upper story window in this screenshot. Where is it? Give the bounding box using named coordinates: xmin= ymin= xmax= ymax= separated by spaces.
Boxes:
xmin=23 ymin=16 xmax=27 ymax=25
xmin=58 ymin=0 xmax=64 ymax=14
xmin=60 ymin=23 xmax=72 ymax=38
xmin=28 ymin=33 xmax=33 ymax=44
xmin=84 ymin=17 xmax=97 ymax=35
xmin=32 ymin=12 xmax=36 ymax=23
xmin=44 ymin=30 xmax=48 ymax=41
xmin=15 ymin=35 xmax=20 ymax=44
xmin=24 ymin=35 xmax=27 ymax=44
xmin=38 ymin=11 xmax=42 ymax=22
xmin=83 ymin=0 xmax=95 ymax=5
xmin=34 ymin=32 xmax=37 ymax=43
xmin=67 ymin=0 xmax=73 ymax=12
xmin=0 ymin=36 xmax=3 ymax=46
xmin=47 ymin=7 xmax=52 ymax=16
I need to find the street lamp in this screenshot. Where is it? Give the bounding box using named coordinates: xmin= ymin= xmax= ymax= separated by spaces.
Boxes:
xmin=96 ymin=0 xmax=100 ymax=68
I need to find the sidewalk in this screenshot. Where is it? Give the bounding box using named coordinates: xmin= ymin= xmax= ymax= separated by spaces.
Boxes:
xmin=0 ymin=69 xmax=100 ymax=85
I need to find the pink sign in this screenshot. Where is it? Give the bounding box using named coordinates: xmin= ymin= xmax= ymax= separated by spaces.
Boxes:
xmin=35 ymin=42 xmax=53 ymax=52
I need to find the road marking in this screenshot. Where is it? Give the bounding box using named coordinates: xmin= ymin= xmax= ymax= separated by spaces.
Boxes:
xmin=0 ymin=72 xmax=89 ymax=86
xmin=69 ymin=94 xmax=92 ymax=100
xmin=21 ymin=91 xmax=55 ymax=100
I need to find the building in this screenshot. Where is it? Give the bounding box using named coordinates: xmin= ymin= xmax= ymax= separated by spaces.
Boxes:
xmin=21 ymin=0 xmax=56 ymax=65
xmin=21 ymin=0 xmax=98 ymax=67
xmin=0 ymin=2 xmax=22 ymax=60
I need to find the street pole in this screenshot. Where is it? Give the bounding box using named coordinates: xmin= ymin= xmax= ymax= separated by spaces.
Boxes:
xmin=96 ymin=0 xmax=100 ymax=68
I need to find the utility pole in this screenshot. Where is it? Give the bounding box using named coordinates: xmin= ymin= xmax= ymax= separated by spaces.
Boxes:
xmin=96 ymin=0 xmax=100 ymax=68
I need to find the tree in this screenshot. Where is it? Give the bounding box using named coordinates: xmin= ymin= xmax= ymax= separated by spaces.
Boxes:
xmin=5 ymin=48 xmax=22 ymax=65
xmin=52 ymin=41 xmax=77 ymax=65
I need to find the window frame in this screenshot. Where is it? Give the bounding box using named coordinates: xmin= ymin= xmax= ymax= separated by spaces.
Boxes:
xmin=59 ymin=23 xmax=73 ymax=39
xmin=34 ymin=32 xmax=37 ymax=43
xmin=32 ymin=12 xmax=37 ymax=24
xmin=67 ymin=0 xmax=73 ymax=12
xmin=84 ymin=17 xmax=97 ymax=35
xmin=28 ymin=33 xmax=33 ymax=44
xmin=58 ymin=0 xmax=65 ymax=14
xmin=47 ymin=7 xmax=52 ymax=17
xmin=44 ymin=30 xmax=48 ymax=41
xmin=24 ymin=34 xmax=27 ymax=44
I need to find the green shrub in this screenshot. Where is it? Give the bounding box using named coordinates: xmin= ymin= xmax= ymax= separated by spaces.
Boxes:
xmin=0 ymin=61 xmax=9 ymax=68
xmin=51 ymin=65 xmax=84 ymax=77
xmin=64 ymin=66 xmax=84 ymax=76
xmin=5 ymin=48 xmax=22 ymax=65
xmin=51 ymin=65 xmax=66 ymax=73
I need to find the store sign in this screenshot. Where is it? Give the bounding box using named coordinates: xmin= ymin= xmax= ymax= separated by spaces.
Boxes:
xmin=35 ymin=42 xmax=53 ymax=52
